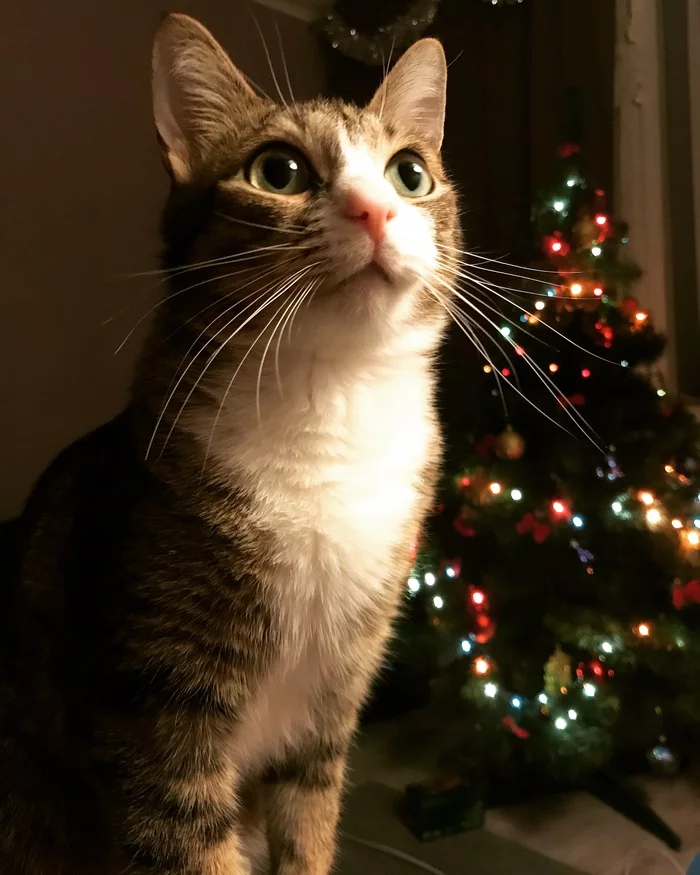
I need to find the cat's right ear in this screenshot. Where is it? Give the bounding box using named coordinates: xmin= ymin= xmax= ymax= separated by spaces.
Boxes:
xmin=152 ymin=13 xmax=264 ymax=182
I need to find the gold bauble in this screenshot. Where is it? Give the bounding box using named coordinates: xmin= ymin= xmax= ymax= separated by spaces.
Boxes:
xmin=494 ymin=426 xmax=526 ymax=460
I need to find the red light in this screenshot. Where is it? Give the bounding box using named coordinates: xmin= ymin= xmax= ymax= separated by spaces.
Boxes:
xmin=459 ymin=476 xmax=471 ymax=488
xmin=581 ymin=368 xmax=591 ymax=378
xmin=552 ymin=500 xmax=566 ymax=515
xmin=501 ymin=368 xmax=511 ymax=377
xmin=551 ymin=241 xmax=562 ymax=252
xmin=515 ymin=346 xmax=525 ymax=356
xmin=472 ymin=591 xmax=485 ymax=606
xmin=595 ymin=214 xmax=608 ymax=226
xmin=592 ymin=662 xmax=604 ymax=677
xmin=593 ymin=287 xmax=604 ymax=297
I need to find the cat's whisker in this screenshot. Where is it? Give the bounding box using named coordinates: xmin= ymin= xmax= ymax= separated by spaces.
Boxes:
xmin=438 ymin=257 xmax=585 ymax=292
xmin=214 ymin=212 xmax=307 ymax=236
xmin=435 ymin=243 xmax=588 ymax=276
xmin=249 ymin=8 xmax=289 ymax=107
xmin=148 ymin=262 xmax=319 ymax=459
xmin=378 ymin=34 xmax=397 ymax=124
xmin=274 ymin=277 xmax=320 ymax=396
xmin=202 ymin=265 xmax=318 ymax=469
xmin=274 ymin=18 xmax=295 ymax=103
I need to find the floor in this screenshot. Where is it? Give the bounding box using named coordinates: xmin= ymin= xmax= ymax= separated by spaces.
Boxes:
xmin=349 ymin=722 xmax=700 ymax=875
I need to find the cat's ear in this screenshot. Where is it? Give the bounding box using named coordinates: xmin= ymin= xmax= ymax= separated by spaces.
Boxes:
xmin=152 ymin=13 xmax=264 ymax=182
xmin=368 ymin=38 xmax=447 ymax=151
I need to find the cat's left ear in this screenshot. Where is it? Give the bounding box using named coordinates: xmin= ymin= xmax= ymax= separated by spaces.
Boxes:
xmin=368 ymin=39 xmax=447 ymax=151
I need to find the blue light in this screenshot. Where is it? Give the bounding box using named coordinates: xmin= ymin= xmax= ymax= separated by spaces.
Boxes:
xmin=572 ymin=515 xmax=584 ymax=528
xmin=446 ymin=566 xmax=456 ymax=578
xmin=547 ymin=288 xmax=557 ymax=297
xmin=510 ymin=696 xmax=523 ymax=709
xmin=461 ymin=639 xmax=472 ymax=654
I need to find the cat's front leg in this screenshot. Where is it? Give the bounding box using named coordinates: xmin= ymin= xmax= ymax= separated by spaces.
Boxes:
xmin=261 ymin=734 xmax=350 ymax=875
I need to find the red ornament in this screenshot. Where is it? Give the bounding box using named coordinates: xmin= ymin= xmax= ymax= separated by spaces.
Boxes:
xmin=672 ymin=579 xmax=700 ymax=609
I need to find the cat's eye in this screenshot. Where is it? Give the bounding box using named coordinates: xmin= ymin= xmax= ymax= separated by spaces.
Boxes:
xmin=247 ymin=146 xmax=311 ymax=196
xmin=385 ymin=152 xmax=433 ymax=198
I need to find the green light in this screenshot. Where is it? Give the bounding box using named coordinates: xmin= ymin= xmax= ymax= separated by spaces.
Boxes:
xmin=553 ymin=200 xmax=566 ymax=212
xmin=566 ymin=178 xmax=576 ymax=188
xmin=612 ymin=501 xmax=623 ymax=514
xmin=500 ymin=326 xmax=511 ymax=337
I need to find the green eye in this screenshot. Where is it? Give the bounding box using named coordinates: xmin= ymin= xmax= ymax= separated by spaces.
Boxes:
xmin=385 ymin=152 xmax=433 ymax=198
xmin=247 ymin=146 xmax=311 ymax=195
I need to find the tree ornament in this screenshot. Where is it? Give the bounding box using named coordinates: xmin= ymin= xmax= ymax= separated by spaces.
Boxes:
xmin=318 ymin=0 xmax=440 ymax=66
xmin=544 ymin=647 xmax=571 ymax=697
xmin=494 ymin=426 xmax=526 ymax=460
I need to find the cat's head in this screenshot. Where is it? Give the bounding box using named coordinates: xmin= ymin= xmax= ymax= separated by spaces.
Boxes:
xmin=152 ymin=14 xmax=459 ymax=361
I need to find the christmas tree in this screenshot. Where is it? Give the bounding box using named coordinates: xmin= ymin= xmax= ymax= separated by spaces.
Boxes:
xmin=406 ymin=144 xmax=700 ymax=791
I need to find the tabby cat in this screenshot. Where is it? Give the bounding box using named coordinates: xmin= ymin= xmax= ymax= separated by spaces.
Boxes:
xmin=0 ymin=13 xmax=459 ymax=875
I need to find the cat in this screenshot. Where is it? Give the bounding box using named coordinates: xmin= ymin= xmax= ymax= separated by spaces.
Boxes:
xmin=0 ymin=12 xmax=459 ymax=875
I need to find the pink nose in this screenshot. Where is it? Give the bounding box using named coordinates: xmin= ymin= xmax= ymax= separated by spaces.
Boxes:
xmin=344 ymin=184 xmax=397 ymax=244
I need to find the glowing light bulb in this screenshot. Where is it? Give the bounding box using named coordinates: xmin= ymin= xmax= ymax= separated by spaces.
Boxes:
xmin=511 ymin=489 xmax=523 ymax=501
xmin=657 ymin=388 xmax=666 ymax=397
xmin=593 ymin=287 xmax=604 ymax=297
xmin=688 ymin=531 xmax=700 ymax=546
xmin=484 ymin=683 xmax=498 ymax=698
xmin=595 ymin=214 xmax=608 ymax=226
xmin=549 ymin=362 xmax=559 ymax=373
xmin=471 ymin=590 xmax=486 ymax=606
xmin=554 ymin=717 xmax=568 ymax=730
xmin=583 ymin=683 xmax=596 ymax=698
xmin=433 ymin=596 xmax=444 ymax=609
xmin=601 ymin=641 xmax=613 ymax=654
xmin=566 ymin=177 xmax=576 ymax=187
xmin=646 ymin=508 xmax=662 ymax=525
xmin=591 ymin=246 xmax=602 ymax=257
xmin=445 ymin=566 xmax=456 ymax=578
xmin=483 ymin=364 xmax=492 ymax=373
xmin=621 ymin=360 xmax=629 ymax=367
xmin=552 ymin=500 xmax=566 ymax=515
xmin=694 ymin=519 xmax=700 ymax=529
xmin=510 ymin=696 xmax=523 ymax=709
xmin=582 ymin=368 xmax=591 ymax=378
xmin=553 ymin=200 xmax=565 ymax=212
xmin=639 ymin=491 xmax=654 ymax=506
xmin=500 ymin=326 xmax=511 ymax=337
xmin=571 ymin=283 xmax=583 ymax=296
xmin=547 ymin=288 xmax=557 ymax=297
xmin=672 ymin=519 xmax=683 ymax=529
xmin=551 ymin=241 xmax=562 ymax=253
xmin=568 ymin=709 xmax=578 ymax=720
xmin=475 ymin=658 xmax=490 ymax=675
xmin=637 ymin=623 xmax=651 ymax=637
xmin=501 ymin=367 xmax=511 ymax=377
xmin=489 ymin=482 xmax=502 ymax=495
xmin=538 ymin=693 xmax=548 ymax=704
xmin=635 ymin=311 xmax=648 ymax=323
xmin=572 ymin=515 xmax=584 ymax=528
xmin=461 ymin=639 xmax=472 ymax=654
xmin=664 ymin=464 xmax=674 ymax=474
xmin=612 ymin=501 xmax=623 ymax=514
xmin=407 ymin=577 xmax=420 ymax=593
xmin=535 ymin=300 xmax=546 ymax=311
xmin=514 ymin=345 xmax=525 ymax=356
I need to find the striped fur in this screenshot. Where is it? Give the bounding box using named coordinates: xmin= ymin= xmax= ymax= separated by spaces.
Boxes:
xmin=0 ymin=14 xmax=460 ymax=875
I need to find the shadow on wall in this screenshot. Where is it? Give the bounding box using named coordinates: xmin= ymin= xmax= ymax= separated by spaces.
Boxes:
xmin=0 ymin=1 xmax=325 ymax=521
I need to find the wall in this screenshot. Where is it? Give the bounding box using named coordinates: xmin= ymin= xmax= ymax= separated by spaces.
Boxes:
xmin=0 ymin=0 xmax=325 ymax=520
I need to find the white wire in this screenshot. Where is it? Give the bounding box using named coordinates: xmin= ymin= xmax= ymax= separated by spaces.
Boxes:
xmin=343 ymin=832 xmax=448 ymax=875
xmin=621 ymin=842 xmax=687 ymax=874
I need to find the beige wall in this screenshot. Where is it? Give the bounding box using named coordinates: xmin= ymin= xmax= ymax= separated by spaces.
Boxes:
xmin=0 ymin=1 xmax=325 ymax=520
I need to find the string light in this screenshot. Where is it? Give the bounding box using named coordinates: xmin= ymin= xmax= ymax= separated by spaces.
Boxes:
xmin=639 ymin=491 xmax=655 ymax=506
xmin=621 ymin=360 xmax=629 ymax=367
xmin=591 ymin=246 xmax=602 ymax=257
xmin=407 ymin=577 xmax=420 ymax=593
xmin=461 ymin=639 xmax=472 ymax=654
xmin=582 ymin=368 xmax=591 ymax=378
xmin=552 ymin=500 xmax=567 ymax=515
xmin=484 ymin=683 xmax=498 ymax=698
xmin=515 ymin=345 xmax=525 ymax=356
xmin=572 ymin=515 xmax=584 ymax=528
xmin=483 ymin=364 xmax=492 ymax=373
xmin=637 ymin=623 xmax=651 ymax=637
xmin=583 ymin=683 xmax=596 ymax=698
xmin=500 ymin=326 xmax=511 ymax=337
xmin=595 ymin=213 xmax=608 ymax=226
xmin=646 ymin=508 xmax=662 ymax=525
xmin=549 ymin=363 xmax=559 ymax=373
xmin=672 ymin=519 xmax=683 ymax=529
xmin=433 ymin=596 xmax=444 ymax=609
xmin=475 ymin=657 xmax=490 ymax=675
xmin=601 ymin=641 xmax=613 ymax=654
xmin=445 ymin=566 xmax=456 ymax=578
xmin=554 ymin=717 xmax=568 ymax=730
xmin=535 ymin=301 xmax=546 ymax=311
xmin=687 ymin=531 xmax=700 ymax=547
xmin=502 ymin=367 xmax=511 ymax=377
xmin=553 ymin=200 xmax=566 ymax=212
xmin=489 ymin=482 xmax=502 ymax=495
xmin=471 ymin=590 xmax=486 ymax=606
xmin=664 ymin=464 xmax=674 ymax=474
xmin=568 ymin=709 xmax=578 ymax=720
xmin=510 ymin=696 xmax=523 ymax=709
xmin=511 ymin=489 xmax=523 ymax=501
xmin=551 ymin=241 xmax=562 ymax=253
xmin=571 ymin=283 xmax=583 ymax=296
xmin=657 ymin=388 xmax=666 ymax=397
xmin=593 ymin=287 xmax=604 ymax=297
xmin=612 ymin=500 xmax=623 ymax=514
xmin=694 ymin=519 xmax=700 ymax=529
xmin=538 ymin=693 xmax=548 ymax=704
xmin=635 ymin=311 xmax=648 ymax=324
xmin=566 ymin=177 xmax=576 ymax=187
xmin=547 ymin=287 xmax=557 ymax=297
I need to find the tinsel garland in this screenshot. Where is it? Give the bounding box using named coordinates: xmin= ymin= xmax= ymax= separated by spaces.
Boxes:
xmin=317 ymin=0 xmax=440 ymax=66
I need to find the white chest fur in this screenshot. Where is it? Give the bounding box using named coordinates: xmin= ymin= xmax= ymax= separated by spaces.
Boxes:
xmin=193 ymin=343 xmax=436 ymax=769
